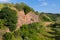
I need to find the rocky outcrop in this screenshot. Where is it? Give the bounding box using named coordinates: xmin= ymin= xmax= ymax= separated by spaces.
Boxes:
xmin=17 ymin=10 xmax=39 ymax=29
xmin=17 ymin=10 xmax=25 ymax=29
xmin=26 ymin=12 xmax=39 ymax=24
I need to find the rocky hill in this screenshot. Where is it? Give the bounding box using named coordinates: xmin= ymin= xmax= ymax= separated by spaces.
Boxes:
xmin=0 ymin=3 xmax=60 ymax=40
xmin=17 ymin=10 xmax=39 ymax=30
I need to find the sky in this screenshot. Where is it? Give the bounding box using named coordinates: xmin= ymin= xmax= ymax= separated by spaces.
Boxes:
xmin=0 ymin=0 xmax=60 ymax=13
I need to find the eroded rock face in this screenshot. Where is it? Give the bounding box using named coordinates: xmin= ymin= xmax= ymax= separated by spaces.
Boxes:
xmin=17 ymin=10 xmax=25 ymax=29
xmin=26 ymin=12 xmax=39 ymax=24
xmin=17 ymin=10 xmax=39 ymax=29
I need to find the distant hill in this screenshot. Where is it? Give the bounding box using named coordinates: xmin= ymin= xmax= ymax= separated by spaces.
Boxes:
xmin=39 ymin=13 xmax=60 ymax=22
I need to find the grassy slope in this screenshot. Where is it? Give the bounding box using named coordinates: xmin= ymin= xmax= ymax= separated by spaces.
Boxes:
xmin=0 ymin=3 xmax=60 ymax=40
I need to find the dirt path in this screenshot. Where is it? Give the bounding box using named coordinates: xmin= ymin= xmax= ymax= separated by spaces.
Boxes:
xmin=43 ymin=22 xmax=52 ymax=27
xmin=0 ymin=29 xmax=6 ymax=40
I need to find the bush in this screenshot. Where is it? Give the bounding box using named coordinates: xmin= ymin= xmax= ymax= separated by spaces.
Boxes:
xmin=13 ymin=30 xmax=20 ymax=37
xmin=0 ymin=19 xmax=6 ymax=29
xmin=20 ymin=23 xmax=44 ymax=40
xmin=1 ymin=7 xmax=17 ymax=31
xmin=15 ymin=2 xmax=34 ymax=14
xmin=3 ymin=32 xmax=12 ymax=40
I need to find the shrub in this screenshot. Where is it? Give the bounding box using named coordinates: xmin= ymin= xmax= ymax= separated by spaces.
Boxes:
xmin=15 ymin=2 xmax=34 ymax=14
xmin=3 ymin=32 xmax=12 ymax=40
xmin=13 ymin=30 xmax=20 ymax=37
xmin=0 ymin=19 xmax=6 ymax=30
xmin=20 ymin=23 xmax=43 ymax=40
xmin=1 ymin=7 xmax=17 ymax=31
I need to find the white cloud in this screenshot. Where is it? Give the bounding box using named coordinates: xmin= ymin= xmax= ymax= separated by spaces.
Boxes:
xmin=0 ymin=0 xmax=10 ymax=2
xmin=40 ymin=2 xmax=48 ymax=6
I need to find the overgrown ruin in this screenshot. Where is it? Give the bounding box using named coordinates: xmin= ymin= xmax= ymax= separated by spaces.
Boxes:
xmin=17 ymin=10 xmax=39 ymax=29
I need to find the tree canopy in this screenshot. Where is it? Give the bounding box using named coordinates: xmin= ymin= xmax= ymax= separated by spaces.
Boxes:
xmin=0 ymin=7 xmax=17 ymax=31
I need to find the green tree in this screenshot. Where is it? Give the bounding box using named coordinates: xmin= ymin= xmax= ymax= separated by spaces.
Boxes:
xmin=1 ymin=7 xmax=17 ymax=31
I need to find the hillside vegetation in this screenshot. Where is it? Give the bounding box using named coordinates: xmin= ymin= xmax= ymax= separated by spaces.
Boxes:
xmin=0 ymin=3 xmax=60 ymax=40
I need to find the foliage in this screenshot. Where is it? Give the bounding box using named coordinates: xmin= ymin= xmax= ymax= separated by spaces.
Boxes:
xmin=0 ymin=3 xmax=60 ymax=40
xmin=39 ymin=13 xmax=52 ymax=22
xmin=49 ymin=22 xmax=60 ymax=40
xmin=0 ymin=19 xmax=6 ymax=30
xmin=13 ymin=30 xmax=20 ymax=37
xmin=19 ymin=22 xmax=55 ymax=40
xmin=3 ymin=32 xmax=12 ymax=40
xmin=2 ymin=22 xmax=55 ymax=40
xmin=3 ymin=3 xmax=14 ymax=7
xmin=0 ymin=7 xmax=17 ymax=31
xmin=15 ymin=2 xmax=34 ymax=14
xmin=35 ymin=11 xmax=40 ymax=15
xmin=44 ymin=13 xmax=60 ymax=21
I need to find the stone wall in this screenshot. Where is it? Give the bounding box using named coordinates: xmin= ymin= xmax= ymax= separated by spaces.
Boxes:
xmin=17 ymin=10 xmax=39 ymax=29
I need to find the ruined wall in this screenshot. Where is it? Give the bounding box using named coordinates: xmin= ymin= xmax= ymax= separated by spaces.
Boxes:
xmin=17 ymin=10 xmax=25 ymax=29
xmin=26 ymin=12 xmax=39 ymax=24
xmin=17 ymin=10 xmax=39 ymax=29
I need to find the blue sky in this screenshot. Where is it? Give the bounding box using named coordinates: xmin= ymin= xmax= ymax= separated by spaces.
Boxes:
xmin=0 ymin=0 xmax=60 ymax=13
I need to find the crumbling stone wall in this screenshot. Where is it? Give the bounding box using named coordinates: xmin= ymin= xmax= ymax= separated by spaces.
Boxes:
xmin=17 ymin=10 xmax=39 ymax=29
